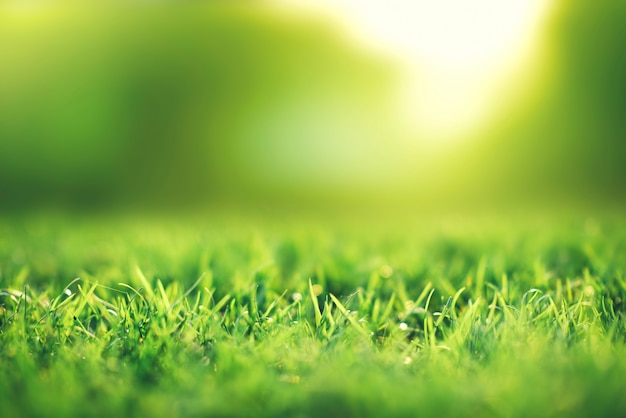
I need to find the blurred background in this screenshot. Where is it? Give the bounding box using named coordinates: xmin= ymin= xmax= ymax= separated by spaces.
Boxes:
xmin=0 ymin=0 xmax=625 ymax=215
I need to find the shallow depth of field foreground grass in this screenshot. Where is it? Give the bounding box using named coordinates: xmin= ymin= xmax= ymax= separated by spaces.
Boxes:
xmin=1 ymin=213 xmax=626 ymax=418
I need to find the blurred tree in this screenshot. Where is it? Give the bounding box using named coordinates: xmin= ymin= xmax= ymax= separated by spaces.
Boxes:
xmin=440 ymin=0 xmax=626 ymax=206
xmin=0 ymin=3 xmax=395 ymax=211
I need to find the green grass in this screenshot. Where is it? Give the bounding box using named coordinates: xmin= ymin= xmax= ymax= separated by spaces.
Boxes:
xmin=1 ymin=213 xmax=625 ymax=417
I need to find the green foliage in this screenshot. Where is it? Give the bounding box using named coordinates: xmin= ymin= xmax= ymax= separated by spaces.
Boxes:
xmin=0 ymin=3 xmax=395 ymax=209
xmin=1 ymin=214 xmax=625 ymax=417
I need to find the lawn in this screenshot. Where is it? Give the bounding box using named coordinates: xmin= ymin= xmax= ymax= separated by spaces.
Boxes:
xmin=1 ymin=211 xmax=625 ymax=417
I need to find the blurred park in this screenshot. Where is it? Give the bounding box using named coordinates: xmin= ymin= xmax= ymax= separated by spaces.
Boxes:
xmin=0 ymin=0 xmax=625 ymax=215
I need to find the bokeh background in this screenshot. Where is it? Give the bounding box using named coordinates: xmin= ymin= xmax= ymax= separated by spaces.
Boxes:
xmin=0 ymin=0 xmax=625 ymax=214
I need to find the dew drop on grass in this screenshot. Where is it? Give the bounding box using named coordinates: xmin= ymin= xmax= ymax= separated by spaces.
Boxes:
xmin=311 ymin=284 xmax=323 ymax=296
xmin=280 ymin=374 xmax=301 ymax=384
xmin=379 ymin=265 xmax=393 ymax=278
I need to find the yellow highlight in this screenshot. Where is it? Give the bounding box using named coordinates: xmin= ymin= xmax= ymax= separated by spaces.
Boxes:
xmin=274 ymin=0 xmax=555 ymax=143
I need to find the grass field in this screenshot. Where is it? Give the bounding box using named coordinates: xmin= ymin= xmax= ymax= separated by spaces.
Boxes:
xmin=1 ymin=211 xmax=626 ymax=417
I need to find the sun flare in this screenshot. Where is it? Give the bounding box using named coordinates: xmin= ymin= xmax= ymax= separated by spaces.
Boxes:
xmin=272 ymin=0 xmax=554 ymax=143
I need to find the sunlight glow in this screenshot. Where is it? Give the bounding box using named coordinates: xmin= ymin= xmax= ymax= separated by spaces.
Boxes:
xmin=272 ymin=0 xmax=553 ymax=143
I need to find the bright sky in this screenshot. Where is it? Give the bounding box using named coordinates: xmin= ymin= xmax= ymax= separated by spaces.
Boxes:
xmin=272 ymin=0 xmax=554 ymax=143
